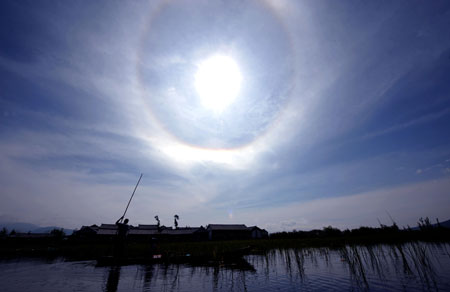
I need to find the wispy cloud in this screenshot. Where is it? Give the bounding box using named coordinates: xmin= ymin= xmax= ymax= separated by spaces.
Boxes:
xmin=364 ymin=107 xmax=450 ymax=139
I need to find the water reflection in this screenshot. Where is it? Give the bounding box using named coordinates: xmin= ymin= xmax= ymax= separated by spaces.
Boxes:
xmin=131 ymin=242 xmax=450 ymax=291
xmin=104 ymin=266 xmax=121 ymax=292
xmin=248 ymin=242 xmax=448 ymax=291
xmin=142 ymin=265 xmax=154 ymax=291
xmin=0 ymin=242 xmax=449 ymax=291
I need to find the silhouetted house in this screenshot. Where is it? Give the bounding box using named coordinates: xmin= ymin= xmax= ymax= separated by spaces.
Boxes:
xmin=160 ymin=227 xmax=207 ymax=241
xmin=78 ymin=222 xmax=266 ymax=241
xmin=128 ymin=224 xmax=160 ymax=240
xmin=95 ymin=224 xmax=173 ymax=240
xmin=248 ymin=226 xmax=268 ymax=239
xmin=97 ymin=224 xmax=119 ymax=237
xmin=207 ymin=224 xmax=251 ymax=240
xmin=136 ymin=224 xmax=159 ymax=230
xmin=74 ymin=225 xmax=99 ymax=238
xmin=130 ymin=224 xmax=158 ymax=234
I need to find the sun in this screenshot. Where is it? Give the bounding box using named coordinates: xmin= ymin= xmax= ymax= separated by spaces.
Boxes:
xmin=195 ymin=55 xmax=242 ymax=113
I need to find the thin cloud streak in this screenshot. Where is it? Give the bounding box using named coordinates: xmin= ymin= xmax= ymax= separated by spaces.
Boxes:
xmin=364 ymin=107 xmax=450 ymax=139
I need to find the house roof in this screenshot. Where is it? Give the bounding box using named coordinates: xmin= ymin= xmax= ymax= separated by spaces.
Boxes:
xmin=137 ymin=224 xmax=158 ymax=230
xmin=97 ymin=223 xmax=165 ymax=235
xmin=78 ymin=226 xmax=99 ymax=233
xmin=99 ymin=224 xmax=118 ymax=230
xmin=248 ymin=226 xmax=266 ymax=231
xmin=161 ymin=228 xmax=205 ymax=235
xmin=97 ymin=223 xmax=120 ymax=235
xmin=207 ymin=224 xmax=248 ymax=231
xmin=81 ymin=225 xmax=99 ymax=230
xmin=129 ymin=229 xmax=159 ymax=235
xmin=97 ymin=229 xmax=117 ymax=235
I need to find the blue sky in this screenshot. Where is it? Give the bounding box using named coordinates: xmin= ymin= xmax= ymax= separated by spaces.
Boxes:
xmin=1 ymin=0 xmax=450 ymax=231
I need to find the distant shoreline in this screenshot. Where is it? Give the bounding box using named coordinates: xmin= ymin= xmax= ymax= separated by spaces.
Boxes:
xmin=1 ymin=223 xmax=449 ymax=265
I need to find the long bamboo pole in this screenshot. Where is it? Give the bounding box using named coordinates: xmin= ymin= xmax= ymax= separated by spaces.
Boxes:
xmin=120 ymin=173 xmax=143 ymax=221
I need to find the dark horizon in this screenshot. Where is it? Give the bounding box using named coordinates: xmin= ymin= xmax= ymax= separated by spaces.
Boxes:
xmin=2 ymin=216 xmax=450 ymax=236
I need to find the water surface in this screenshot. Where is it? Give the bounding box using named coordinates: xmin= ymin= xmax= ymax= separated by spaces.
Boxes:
xmin=1 ymin=242 xmax=450 ymax=291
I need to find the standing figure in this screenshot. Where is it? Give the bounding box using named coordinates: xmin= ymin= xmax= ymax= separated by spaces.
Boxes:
xmin=114 ymin=216 xmax=129 ymax=259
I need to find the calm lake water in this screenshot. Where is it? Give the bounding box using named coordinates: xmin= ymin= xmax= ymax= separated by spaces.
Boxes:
xmin=1 ymin=242 xmax=450 ymax=291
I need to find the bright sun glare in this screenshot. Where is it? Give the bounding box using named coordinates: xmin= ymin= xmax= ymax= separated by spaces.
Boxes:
xmin=195 ymin=55 xmax=242 ymax=113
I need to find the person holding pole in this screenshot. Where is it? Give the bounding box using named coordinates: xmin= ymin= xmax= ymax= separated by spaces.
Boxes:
xmin=114 ymin=216 xmax=129 ymax=259
xmin=116 ymin=216 xmax=130 ymax=238
xmin=113 ymin=173 xmax=143 ymax=259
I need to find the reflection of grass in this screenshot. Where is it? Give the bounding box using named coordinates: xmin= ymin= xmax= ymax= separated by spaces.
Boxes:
xmin=343 ymin=242 xmax=442 ymax=291
xmin=245 ymin=242 xmax=447 ymax=291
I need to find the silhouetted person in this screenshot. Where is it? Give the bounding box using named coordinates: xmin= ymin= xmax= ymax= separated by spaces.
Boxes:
xmin=114 ymin=216 xmax=129 ymax=259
